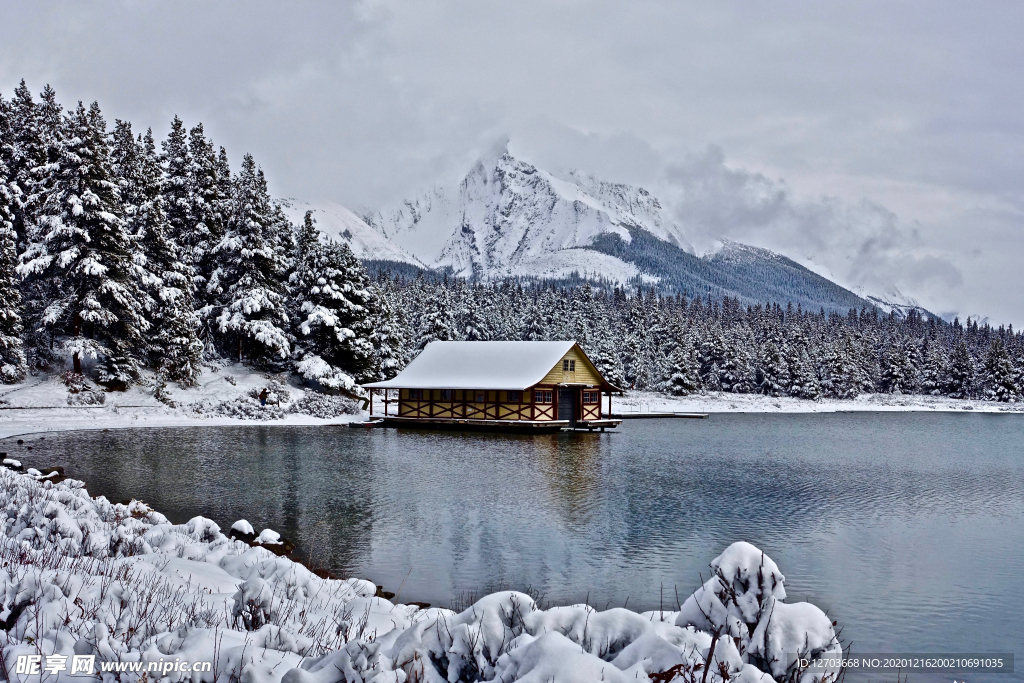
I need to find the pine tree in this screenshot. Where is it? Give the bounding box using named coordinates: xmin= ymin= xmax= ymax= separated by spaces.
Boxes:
xmin=462 ymin=286 xmax=490 ymax=341
xmin=758 ymin=341 xmax=788 ymax=396
xmin=0 ymin=105 xmax=26 ymax=382
xmin=187 ymin=123 xmax=225 ymax=301
xmin=880 ymin=338 xmax=919 ymax=394
xmin=369 ymin=292 xmax=409 ymax=381
xmin=662 ymin=338 xmax=700 ymax=396
xmin=112 ymin=123 xmax=203 ymax=386
xmin=784 ymin=329 xmax=819 ymax=399
xmin=919 ymin=342 xmax=947 ymax=396
xmin=590 ymin=307 xmax=625 ymax=389
xmin=161 ymin=116 xmax=192 ymax=260
xmin=946 ymin=341 xmax=975 ymax=399
xmin=522 ymin=299 xmax=546 ymax=341
xmin=983 ymin=337 xmax=1018 ymax=402
xmin=207 ymin=154 xmax=290 ymax=365
xmin=416 ymin=287 xmax=459 ymax=351
xmin=720 ymin=334 xmax=753 ymax=393
xmin=821 ymin=337 xmax=865 ymax=399
xmin=19 ymin=102 xmax=148 ymax=385
xmin=291 ymin=211 xmax=377 ymax=387
xmin=791 ymin=347 xmax=820 ymax=399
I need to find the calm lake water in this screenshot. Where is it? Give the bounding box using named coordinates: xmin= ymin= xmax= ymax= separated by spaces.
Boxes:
xmin=6 ymin=413 xmax=1023 ymax=682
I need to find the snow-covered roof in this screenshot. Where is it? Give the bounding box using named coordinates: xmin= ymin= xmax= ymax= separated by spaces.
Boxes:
xmin=363 ymin=341 xmax=582 ymax=390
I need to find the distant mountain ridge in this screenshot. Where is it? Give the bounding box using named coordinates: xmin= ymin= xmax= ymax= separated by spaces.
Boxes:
xmin=282 ymin=142 xmax=933 ymax=315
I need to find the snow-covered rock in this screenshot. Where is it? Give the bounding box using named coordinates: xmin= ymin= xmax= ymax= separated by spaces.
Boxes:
xmin=231 ymin=519 xmax=255 ymax=536
xmin=0 ymin=468 xmax=840 ymax=683
xmin=256 ymin=528 xmax=282 ymax=545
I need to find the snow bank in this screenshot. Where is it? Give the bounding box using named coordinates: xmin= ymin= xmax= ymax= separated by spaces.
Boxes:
xmin=0 ymin=469 xmax=844 ymax=682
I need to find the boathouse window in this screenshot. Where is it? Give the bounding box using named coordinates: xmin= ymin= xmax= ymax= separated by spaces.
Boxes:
xmin=563 ymin=359 xmax=576 ymax=371
xmin=409 ymin=389 xmax=423 ymax=400
xmin=507 ymin=391 xmax=521 ymax=402
xmin=440 ymin=389 xmax=453 ymax=400
xmin=475 ymin=391 xmax=486 ymax=402
xmin=534 ymin=390 xmax=553 ymax=403
xmin=583 ymin=391 xmax=599 ymax=403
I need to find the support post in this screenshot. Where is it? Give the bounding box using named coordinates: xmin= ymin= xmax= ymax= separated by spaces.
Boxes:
xmin=369 ymin=389 xmax=373 ymax=416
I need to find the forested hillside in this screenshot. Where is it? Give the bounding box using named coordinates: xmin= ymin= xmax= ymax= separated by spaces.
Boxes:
xmin=378 ymin=276 xmax=1024 ymax=401
xmin=0 ymin=82 xmax=404 ymax=395
xmin=586 ymin=229 xmax=869 ymax=312
xmin=1 ymin=82 xmax=1021 ymax=403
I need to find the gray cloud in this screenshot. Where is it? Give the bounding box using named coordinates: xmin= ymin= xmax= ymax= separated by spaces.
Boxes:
xmin=1 ymin=0 xmax=1021 ymax=323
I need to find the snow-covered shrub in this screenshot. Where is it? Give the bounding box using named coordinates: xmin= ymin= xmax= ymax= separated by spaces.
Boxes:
xmin=62 ymin=371 xmax=106 ymax=405
xmin=249 ymin=378 xmax=293 ymax=406
xmin=286 ymin=391 xmax=360 ymax=418
xmin=61 ymin=371 xmax=87 ymax=393
xmin=66 ymin=389 xmax=105 ymax=405
xmin=198 ymin=395 xmax=286 ymax=420
xmin=0 ymin=468 xmax=841 ymax=683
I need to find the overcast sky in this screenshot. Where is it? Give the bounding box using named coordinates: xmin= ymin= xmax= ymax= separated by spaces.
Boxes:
xmin=2 ymin=1 xmax=1022 ymax=324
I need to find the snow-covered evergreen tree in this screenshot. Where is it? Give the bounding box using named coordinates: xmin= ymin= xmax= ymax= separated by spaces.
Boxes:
xmin=112 ymin=122 xmax=202 ymax=385
xmin=919 ymin=342 xmax=947 ymax=396
xmin=946 ymin=341 xmax=975 ymax=399
xmin=415 ymin=283 xmax=459 ymax=351
xmin=983 ymin=337 xmax=1018 ymax=402
xmin=720 ymin=333 xmax=754 ymax=393
xmin=19 ymin=101 xmax=148 ymax=385
xmin=0 ymin=107 xmax=26 ymax=382
xmin=662 ymin=338 xmax=700 ymax=396
xmin=880 ymin=338 xmax=919 ymax=394
xmin=369 ymin=292 xmax=409 ymax=381
xmin=462 ymin=286 xmax=490 ymax=341
xmin=821 ymin=337 xmax=865 ymax=399
xmin=522 ymin=299 xmax=546 ymax=341
xmin=291 ymin=211 xmax=377 ymax=388
xmin=187 ymin=123 xmax=225 ymax=301
xmin=161 ymin=116 xmax=193 ymax=260
xmin=207 ymin=154 xmax=290 ymax=365
xmin=758 ymin=341 xmax=788 ymax=396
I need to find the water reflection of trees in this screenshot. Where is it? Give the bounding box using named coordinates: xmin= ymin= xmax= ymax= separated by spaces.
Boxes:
xmin=530 ymin=433 xmax=610 ymax=531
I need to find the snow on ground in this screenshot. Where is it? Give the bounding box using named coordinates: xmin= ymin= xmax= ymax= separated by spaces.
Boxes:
xmin=0 ymin=365 xmax=365 ymax=440
xmin=1 ymin=363 xmax=1019 ymax=442
xmin=0 ymin=468 xmax=842 ymax=683
xmin=615 ymin=390 xmax=1024 ymax=415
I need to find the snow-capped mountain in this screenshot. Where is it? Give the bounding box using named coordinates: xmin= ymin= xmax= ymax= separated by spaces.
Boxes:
xmin=360 ymin=139 xmax=688 ymax=282
xmin=281 ymin=140 xmax=938 ymax=315
xmin=277 ymin=198 xmax=425 ymax=268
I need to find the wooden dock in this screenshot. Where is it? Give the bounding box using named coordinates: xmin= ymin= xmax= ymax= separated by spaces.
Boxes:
xmin=356 ymin=416 xmax=623 ymax=433
xmin=611 ymin=412 xmax=708 ymax=419
xmin=376 ymin=416 xmax=572 ymax=433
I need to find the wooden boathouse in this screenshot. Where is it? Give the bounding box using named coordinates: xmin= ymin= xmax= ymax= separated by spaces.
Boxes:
xmin=362 ymin=341 xmax=622 ymax=432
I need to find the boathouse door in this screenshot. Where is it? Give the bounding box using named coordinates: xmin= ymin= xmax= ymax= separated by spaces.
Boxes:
xmin=558 ymin=388 xmax=576 ymax=426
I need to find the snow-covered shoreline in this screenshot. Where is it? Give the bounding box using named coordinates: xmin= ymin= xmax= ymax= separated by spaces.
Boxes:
xmin=615 ymin=390 xmax=1024 ymax=415
xmin=0 ymin=466 xmax=842 ymax=683
xmin=2 ymin=365 xmax=1019 ymax=442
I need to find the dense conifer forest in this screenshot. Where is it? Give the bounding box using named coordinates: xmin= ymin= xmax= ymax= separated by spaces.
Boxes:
xmin=2 ymin=82 xmax=1022 ymax=401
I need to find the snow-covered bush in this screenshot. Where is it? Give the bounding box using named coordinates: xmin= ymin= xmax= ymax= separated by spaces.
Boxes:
xmin=62 ymin=371 xmax=87 ymax=393
xmin=194 ymin=395 xmax=286 ymax=420
xmin=62 ymin=371 xmax=106 ymax=405
xmin=248 ymin=378 xmax=293 ymax=406
xmin=286 ymin=391 xmax=360 ymax=418
xmin=66 ymin=389 xmax=105 ymax=406
xmin=0 ymin=468 xmax=842 ymax=683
